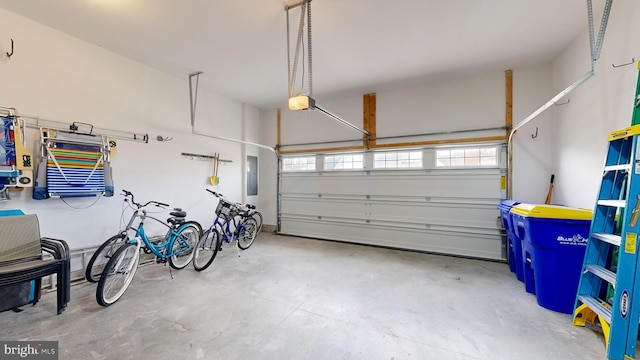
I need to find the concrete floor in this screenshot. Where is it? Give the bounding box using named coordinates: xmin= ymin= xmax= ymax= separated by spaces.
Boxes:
xmin=1 ymin=232 xmax=614 ymax=359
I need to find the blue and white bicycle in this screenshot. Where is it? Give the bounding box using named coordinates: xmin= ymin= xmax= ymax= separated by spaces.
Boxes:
xmin=192 ymin=189 xmax=259 ymax=270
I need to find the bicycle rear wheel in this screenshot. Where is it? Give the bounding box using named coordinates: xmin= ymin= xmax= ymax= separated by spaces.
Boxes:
xmin=237 ymin=217 xmax=258 ymax=250
xmin=193 ymin=228 xmax=220 ymax=271
xmin=252 ymin=211 xmax=263 ymax=234
xmin=169 ymin=222 xmax=201 ymax=269
xmin=96 ymin=243 xmax=139 ymax=306
xmin=85 ymin=233 xmax=127 ymax=283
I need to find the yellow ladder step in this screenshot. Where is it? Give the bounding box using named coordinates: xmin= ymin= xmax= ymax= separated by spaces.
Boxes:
xmin=578 ymin=295 xmax=612 ymax=324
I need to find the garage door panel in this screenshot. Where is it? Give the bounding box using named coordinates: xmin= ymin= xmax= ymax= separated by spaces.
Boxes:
xmin=281 ymin=197 xmax=499 ymax=230
xmin=281 ymin=213 xmax=500 ymax=236
xmin=282 ymin=171 xmax=502 ymax=198
xmin=279 ymin=145 xmax=507 ymax=260
xmin=280 ymin=218 xmax=502 ymax=260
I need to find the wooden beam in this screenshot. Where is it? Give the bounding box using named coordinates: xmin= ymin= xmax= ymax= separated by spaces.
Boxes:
xmin=505 ymin=70 xmax=513 ymax=138
xmin=363 ymin=96 xmax=368 ymax=147
xmin=505 ymin=69 xmax=513 ymax=199
xmin=279 ymin=145 xmax=366 ymax=155
xmin=279 ymin=135 xmax=507 ymax=155
xmin=371 ymin=136 xmax=507 ymax=149
xmin=363 ymin=93 xmax=376 ymax=148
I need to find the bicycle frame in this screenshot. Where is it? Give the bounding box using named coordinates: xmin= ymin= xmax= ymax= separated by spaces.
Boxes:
xmin=125 ymin=209 xmax=193 ymax=259
xmin=217 ymin=214 xmax=245 ymax=243
xmin=201 ymin=189 xmax=257 ymax=254
xmin=200 ymin=212 xmax=247 ymax=250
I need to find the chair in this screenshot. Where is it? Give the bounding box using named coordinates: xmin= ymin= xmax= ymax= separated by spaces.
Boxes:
xmin=0 ymin=214 xmax=70 ymax=314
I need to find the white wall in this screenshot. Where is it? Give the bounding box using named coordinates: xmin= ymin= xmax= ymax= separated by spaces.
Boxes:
xmin=280 ymin=95 xmax=365 ymax=151
xmin=259 ymin=109 xmax=280 ymax=228
xmin=0 ymin=8 xmax=257 ymax=250
xmin=550 ymin=0 xmax=640 ymax=209
xmin=243 ymin=103 xmax=269 ymax=207
xmin=377 ymin=72 xmax=504 ymax=142
xmin=511 ymin=65 xmax=555 ymax=203
xmin=258 ymin=65 xmax=555 ymax=224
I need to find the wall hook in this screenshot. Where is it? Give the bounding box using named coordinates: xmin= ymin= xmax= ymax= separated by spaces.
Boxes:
xmin=156 ymin=135 xmax=173 ymax=142
xmin=612 ymin=58 xmax=636 ymax=68
xmin=554 ymin=99 xmax=570 ymax=106
xmin=6 ymin=39 xmax=13 ymax=58
xmin=531 ymin=127 xmax=538 ymax=139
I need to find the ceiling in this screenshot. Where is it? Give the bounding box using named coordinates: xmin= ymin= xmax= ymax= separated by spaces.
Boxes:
xmin=0 ymin=0 xmax=595 ymax=109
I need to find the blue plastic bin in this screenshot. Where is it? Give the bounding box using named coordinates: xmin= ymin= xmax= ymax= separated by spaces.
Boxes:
xmin=512 ymin=209 xmax=537 ymax=295
xmin=498 ymin=200 xmax=522 ymax=280
xmin=510 ymin=204 xmax=592 ymax=314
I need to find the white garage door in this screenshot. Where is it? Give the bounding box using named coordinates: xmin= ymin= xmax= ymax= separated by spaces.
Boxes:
xmin=278 ymin=144 xmax=507 ymax=260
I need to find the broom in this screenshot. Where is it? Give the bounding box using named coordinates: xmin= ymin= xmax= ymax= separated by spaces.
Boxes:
xmin=544 ymin=174 xmax=554 ymax=205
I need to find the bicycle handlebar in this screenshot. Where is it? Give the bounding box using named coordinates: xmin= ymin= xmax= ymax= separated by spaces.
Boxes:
xmin=121 ymin=189 xmax=170 ymax=209
xmin=206 ymin=188 xmax=218 ymax=197
xmin=206 ymin=189 xmax=234 ymax=205
xmin=206 ymin=189 xmax=256 ymax=212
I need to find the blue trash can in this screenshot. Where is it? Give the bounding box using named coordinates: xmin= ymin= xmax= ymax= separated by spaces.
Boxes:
xmin=512 ymin=206 xmax=537 ymax=295
xmin=498 ymin=200 xmax=522 ymax=280
xmin=510 ymin=204 xmax=592 ymax=313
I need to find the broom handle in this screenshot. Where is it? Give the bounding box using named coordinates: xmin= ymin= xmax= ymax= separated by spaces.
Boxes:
xmin=544 ymin=174 xmax=555 ymax=204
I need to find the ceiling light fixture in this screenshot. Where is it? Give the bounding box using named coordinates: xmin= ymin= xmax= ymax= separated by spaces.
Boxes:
xmin=285 ymin=0 xmax=370 ymax=135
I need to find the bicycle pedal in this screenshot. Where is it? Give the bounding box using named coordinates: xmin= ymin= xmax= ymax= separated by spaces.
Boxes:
xmin=155 ymin=257 xmax=167 ymax=264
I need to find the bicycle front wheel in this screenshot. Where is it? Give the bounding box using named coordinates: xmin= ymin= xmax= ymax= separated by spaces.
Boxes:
xmin=237 ymin=217 xmax=258 ymax=250
xmin=169 ymin=222 xmax=201 ymax=269
xmin=193 ymin=228 xmax=220 ymax=271
xmin=96 ymin=243 xmax=139 ymax=306
xmin=85 ymin=233 xmax=127 ymax=283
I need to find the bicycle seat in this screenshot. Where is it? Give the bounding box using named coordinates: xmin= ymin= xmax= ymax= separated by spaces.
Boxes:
xmin=167 ymin=208 xmax=186 ymax=226
xmin=246 ymin=204 xmax=256 ymax=210
xmin=170 ymin=208 xmax=187 ymax=218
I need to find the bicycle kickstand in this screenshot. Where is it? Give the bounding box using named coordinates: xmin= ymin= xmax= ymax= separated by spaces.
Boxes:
xmin=236 ymin=243 xmax=241 ymax=258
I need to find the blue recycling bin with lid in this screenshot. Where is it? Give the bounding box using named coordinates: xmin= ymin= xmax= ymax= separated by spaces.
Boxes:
xmin=498 ymin=200 xmax=523 ymax=280
xmin=510 ymin=204 xmax=592 ymax=314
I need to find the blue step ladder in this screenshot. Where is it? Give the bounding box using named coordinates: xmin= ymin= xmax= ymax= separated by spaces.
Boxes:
xmin=573 ymin=125 xmax=640 ymax=359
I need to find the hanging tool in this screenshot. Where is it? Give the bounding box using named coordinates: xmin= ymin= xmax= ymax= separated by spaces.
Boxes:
xmin=209 ymin=153 xmax=220 ymax=186
xmin=544 ymin=174 xmax=554 ymax=204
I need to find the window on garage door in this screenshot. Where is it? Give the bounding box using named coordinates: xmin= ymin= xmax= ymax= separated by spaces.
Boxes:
xmin=374 ymin=151 xmax=422 ymax=169
xmin=436 ymin=146 xmax=498 ymax=167
xmin=282 ymin=156 xmax=316 ymax=171
xmin=324 ymin=154 xmax=364 ymax=170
